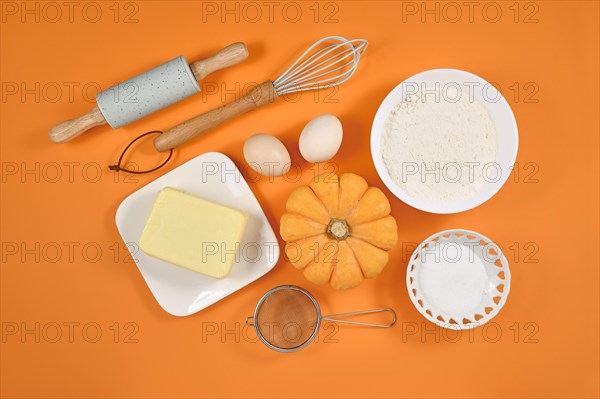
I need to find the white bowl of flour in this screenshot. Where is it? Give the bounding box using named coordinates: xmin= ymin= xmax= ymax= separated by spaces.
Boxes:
xmin=371 ymin=69 xmax=518 ymax=214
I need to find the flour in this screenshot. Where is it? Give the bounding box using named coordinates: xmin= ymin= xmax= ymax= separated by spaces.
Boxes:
xmin=381 ymin=88 xmax=497 ymax=203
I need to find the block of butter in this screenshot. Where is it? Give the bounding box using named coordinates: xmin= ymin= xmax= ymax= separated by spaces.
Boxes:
xmin=139 ymin=187 xmax=248 ymax=278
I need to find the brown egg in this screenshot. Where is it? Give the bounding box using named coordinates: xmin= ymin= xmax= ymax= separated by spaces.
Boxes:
xmin=243 ymin=133 xmax=291 ymax=177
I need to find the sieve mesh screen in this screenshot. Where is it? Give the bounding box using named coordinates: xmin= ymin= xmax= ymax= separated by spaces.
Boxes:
xmin=256 ymin=288 xmax=319 ymax=350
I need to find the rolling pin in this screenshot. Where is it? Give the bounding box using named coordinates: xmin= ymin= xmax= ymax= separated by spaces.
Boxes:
xmin=48 ymin=42 xmax=249 ymax=144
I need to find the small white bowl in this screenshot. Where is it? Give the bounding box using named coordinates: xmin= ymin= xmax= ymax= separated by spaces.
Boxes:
xmin=370 ymin=69 xmax=518 ymax=214
xmin=406 ymin=229 xmax=511 ymax=329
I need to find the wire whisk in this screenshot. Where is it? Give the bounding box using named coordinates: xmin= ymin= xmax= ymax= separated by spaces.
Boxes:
xmin=154 ymin=36 xmax=368 ymax=152
xmin=274 ymin=36 xmax=368 ymax=95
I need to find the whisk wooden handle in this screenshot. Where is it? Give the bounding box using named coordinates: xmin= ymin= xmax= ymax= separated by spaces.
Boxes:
xmin=154 ymin=81 xmax=278 ymax=151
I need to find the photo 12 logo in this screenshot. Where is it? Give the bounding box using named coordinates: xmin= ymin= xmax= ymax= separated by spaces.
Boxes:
xmin=1 ymin=1 xmax=140 ymax=24
xmin=1 ymin=321 xmax=140 ymax=344
xmin=398 ymin=80 xmax=540 ymax=105
xmin=400 ymin=321 xmax=540 ymax=343
xmin=1 ymin=81 xmax=102 ymax=104
xmin=198 ymin=81 xmax=340 ymax=105
xmin=1 ymin=161 xmax=142 ymax=184
xmin=200 ymin=321 xmax=339 ymax=346
xmin=201 ymin=241 xmax=279 ymax=265
xmin=199 ymin=159 xmax=340 ymax=184
xmin=400 ymin=240 xmax=540 ymax=265
xmin=200 ymin=1 xmax=340 ymax=24
xmin=400 ymin=1 xmax=540 ymax=24
xmin=1 ymin=241 xmax=138 ymax=265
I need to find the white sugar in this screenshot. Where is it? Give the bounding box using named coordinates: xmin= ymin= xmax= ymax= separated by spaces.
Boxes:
xmin=419 ymin=242 xmax=488 ymax=314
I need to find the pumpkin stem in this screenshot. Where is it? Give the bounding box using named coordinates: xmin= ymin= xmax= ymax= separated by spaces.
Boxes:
xmin=327 ymin=219 xmax=350 ymax=240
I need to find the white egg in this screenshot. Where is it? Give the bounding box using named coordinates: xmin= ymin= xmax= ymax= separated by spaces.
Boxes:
xmin=299 ymin=114 xmax=343 ymax=163
xmin=243 ymin=133 xmax=291 ymax=177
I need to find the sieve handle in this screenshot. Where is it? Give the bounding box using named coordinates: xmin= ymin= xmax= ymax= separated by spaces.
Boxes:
xmin=321 ymin=308 xmax=397 ymax=328
xmin=245 ymin=316 xmax=255 ymax=327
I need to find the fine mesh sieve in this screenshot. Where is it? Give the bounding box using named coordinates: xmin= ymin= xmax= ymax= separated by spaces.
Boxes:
xmin=246 ymin=285 xmax=397 ymax=352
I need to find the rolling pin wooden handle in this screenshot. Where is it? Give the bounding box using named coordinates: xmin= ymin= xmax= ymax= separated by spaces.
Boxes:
xmin=48 ymin=106 xmax=107 ymax=144
xmin=154 ymin=81 xmax=278 ymax=152
xmin=189 ymin=42 xmax=249 ymax=81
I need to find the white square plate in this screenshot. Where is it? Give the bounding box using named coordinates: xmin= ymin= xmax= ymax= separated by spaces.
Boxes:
xmin=116 ymin=152 xmax=279 ymax=316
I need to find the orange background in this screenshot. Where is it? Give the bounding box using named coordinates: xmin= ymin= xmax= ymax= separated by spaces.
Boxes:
xmin=1 ymin=1 xmax=599 ymax=398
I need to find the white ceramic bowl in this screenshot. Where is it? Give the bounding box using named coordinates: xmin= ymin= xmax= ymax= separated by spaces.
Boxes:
xmin=371 ymin=69 xmax=518 ymax=214
xmin=406 ymin=229 xmax=511 ymax=329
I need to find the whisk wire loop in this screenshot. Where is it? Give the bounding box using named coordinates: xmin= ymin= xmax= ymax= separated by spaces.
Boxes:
xmin=277 ymin=47 xmax=359 ymax=91
xmin=273 ymin=36 xmax=368 ymax=95
xmin=277 ymin=40 xmax=355 ymax=85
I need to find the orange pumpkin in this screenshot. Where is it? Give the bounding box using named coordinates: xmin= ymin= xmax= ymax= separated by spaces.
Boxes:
xmin=280 ymin=172 xmax=398 ymax=290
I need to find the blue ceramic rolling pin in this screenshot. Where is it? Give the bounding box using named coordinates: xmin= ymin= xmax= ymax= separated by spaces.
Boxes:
xmin=49 ymin=42 xmax=248 ymax=143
